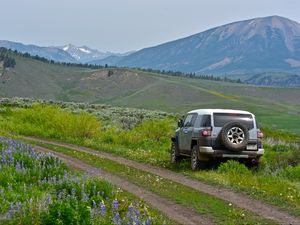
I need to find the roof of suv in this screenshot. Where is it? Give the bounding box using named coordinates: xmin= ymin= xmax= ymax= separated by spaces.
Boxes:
xmin=188 ymin=109 xmax=254 ymax=116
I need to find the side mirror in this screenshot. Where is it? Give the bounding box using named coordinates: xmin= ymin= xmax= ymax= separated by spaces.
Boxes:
xmin=178 ymin=119 xmax=184 ymax=128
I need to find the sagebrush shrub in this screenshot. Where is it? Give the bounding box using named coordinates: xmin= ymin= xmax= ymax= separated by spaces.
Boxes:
xmin=8 ymin=104 xmax=101 ymax=140
xmin=218 ymin=160 xmax=251 ymax=175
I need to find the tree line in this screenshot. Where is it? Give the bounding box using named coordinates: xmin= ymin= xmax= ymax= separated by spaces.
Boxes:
xmin=1 ymin=47 xmax=107 ymax=70
xmin=0 ymin=48 xmax=16 ymax=68
xmin=137 ymin=68 xmax=242 ymax=83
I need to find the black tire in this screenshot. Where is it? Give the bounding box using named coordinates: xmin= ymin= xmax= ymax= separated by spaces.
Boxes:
xmin=191 ymin=145 xmax=200 ymax=170
xmin=170 ymin=143 xmax=181 ymax=164
xmin=220 ymin=122 xmax=249 ymax=151
xmin=246 ymin=157 xmax=261 ymax=169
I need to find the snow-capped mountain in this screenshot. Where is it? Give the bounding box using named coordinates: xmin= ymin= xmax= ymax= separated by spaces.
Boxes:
xmin=58 ymin=44 xmax=117 ymax=63
xmin=0 ymin=40 xmax=76 ymax=63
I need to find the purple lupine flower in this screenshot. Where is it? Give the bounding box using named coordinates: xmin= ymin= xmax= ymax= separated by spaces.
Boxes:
xmin=16 ymin=201 xmax=22 ymax=211
xmin=9 ymin=156 xmax=14 ymax=163
xmin=1 ymin=156 xmax=6 ymax=164
xmin=10 ymin=202 xmax=14 ymax=210
xmin=112 ymin=212 xmax=122 ymax=225
xmin=66 ymin=194 xmax=71 ymax=202
xmin=71 ymin=188 xmax=76 ymax=197
xmin=126 ymin=203 xmax=136 ymax=223
xmin=63 ymin=170 xmax=68 ymax=180
xmin=28 ymin=198 xmax=33 ymax=208
xmin=112 ymin=199 xmax=119 ymax=210
xmin=136 ymin=209 xmax=140 ymax=217
xmin=46 ymin=195 xmax=52 ymax=205
xmin=100 ymin=201 xmax=106 ymax=216
xmin=128 ymin=204 xmax=134 ymax=213
xmin=7 ymin=203 xmax=15 ymax=218
xmin=15 ymin=161 xmax=21 ymax=171
xmin=145 ymin=217 xmax=151 ymax=225
xmin=82 ymin=192 xmax=88 ymax=202
xmin=57 ymin=191 xmax=63 ymax=201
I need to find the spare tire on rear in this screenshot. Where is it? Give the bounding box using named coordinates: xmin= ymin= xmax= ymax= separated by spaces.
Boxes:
xmin=220 ymin=122 xmax=249 ymax=151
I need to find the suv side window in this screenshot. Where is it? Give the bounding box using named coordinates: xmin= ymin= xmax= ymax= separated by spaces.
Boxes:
xmin=194 ymin=115 xmax=211 ymax=128
xmin=183 ymin=113 xmax=197 ymax=127
xmin=200 ymin=115 xmax=211 ymax=127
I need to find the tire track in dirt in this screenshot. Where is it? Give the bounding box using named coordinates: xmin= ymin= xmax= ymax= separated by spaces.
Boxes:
xmin=35 ymin=146 xmax=213 ymax=225
xmin=25 ymin=136 xmax=300 ymax=225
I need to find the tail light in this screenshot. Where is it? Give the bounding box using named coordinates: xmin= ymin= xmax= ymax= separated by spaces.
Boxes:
xmin=201 ymin=128 xmax=212 ymax=137
xmin=257 ymin=131 xmax=264 ymax=139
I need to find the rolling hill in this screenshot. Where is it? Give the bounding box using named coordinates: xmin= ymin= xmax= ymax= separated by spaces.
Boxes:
xmin=0 ymin=51 xmax=299 ymax=134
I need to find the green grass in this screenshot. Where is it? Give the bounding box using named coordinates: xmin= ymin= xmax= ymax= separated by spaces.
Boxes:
xmin=0 ymin=104 xmax=100 ymax=140
xmin=0 ymin=102 xmax=299 ymax=217
xmin=169 ymin=158 xmax=300 ymax=216
xmin=29 ymin=141 xmax=275 ymax=225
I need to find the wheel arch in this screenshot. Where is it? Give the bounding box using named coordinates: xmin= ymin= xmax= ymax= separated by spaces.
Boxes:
xmin=191 ymin=139 xmax=198 ymax=150
xmin=192 ymin=138 xmax=205 ymax=161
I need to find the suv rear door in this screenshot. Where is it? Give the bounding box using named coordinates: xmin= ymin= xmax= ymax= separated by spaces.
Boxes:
xmin=178 ymin=113 xmax=197 ymax=151
xmin=212 ymin=113 xmax=257 ymax=149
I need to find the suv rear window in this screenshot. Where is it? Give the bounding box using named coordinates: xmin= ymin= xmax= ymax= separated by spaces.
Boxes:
xmin=213 ymin=113 xmax=254 ymax=129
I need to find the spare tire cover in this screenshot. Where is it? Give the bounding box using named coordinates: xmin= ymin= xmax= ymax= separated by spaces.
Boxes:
xmin=220 ymin=121 xmax=249 ymax=151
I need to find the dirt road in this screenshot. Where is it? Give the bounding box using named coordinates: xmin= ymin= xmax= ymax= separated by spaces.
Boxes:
xmin=35 ymin=145 xmax=213 ymax=225
xmin=25 ymin=136 xmax=300 ymax=225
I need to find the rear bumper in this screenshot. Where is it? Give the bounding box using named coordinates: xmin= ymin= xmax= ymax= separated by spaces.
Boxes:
xmin=199 ymin=146 xmax=264 ymax=158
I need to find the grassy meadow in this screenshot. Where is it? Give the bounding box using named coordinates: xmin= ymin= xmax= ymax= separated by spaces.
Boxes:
xmin=1 ymin=52 xmax=300 ymax=134
xmin=0 ymin=99 xmax=299 ymax=217
xmin=0 ymin=137 xmax=170 ymax=225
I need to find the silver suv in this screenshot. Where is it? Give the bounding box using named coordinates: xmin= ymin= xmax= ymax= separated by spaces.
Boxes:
xmin=171 ymin=109 xmax=264 ymax=170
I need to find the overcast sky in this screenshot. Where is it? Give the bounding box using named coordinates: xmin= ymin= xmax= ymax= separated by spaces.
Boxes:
xmin=1 ymin=0 xmax=299 ymax=53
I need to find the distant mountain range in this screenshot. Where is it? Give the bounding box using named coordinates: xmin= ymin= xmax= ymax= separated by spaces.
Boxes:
xmin=57 ymin=44 xmax=134 ymax=63
xmin=0 ymin=40 xmax=76 ymax=63
xmin=0 ymin=41 xmax=134 ymax=64
xmin=1 ymin=15 xmax=300 ymax=85
xmin=111 ymin=16 xmax=300 ymax=75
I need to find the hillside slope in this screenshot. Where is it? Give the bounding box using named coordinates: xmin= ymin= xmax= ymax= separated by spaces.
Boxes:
xmin=0 ymin=53 xmax=299 ymax=133
xmin=115 ymin=16 xmax=300 ymax=75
